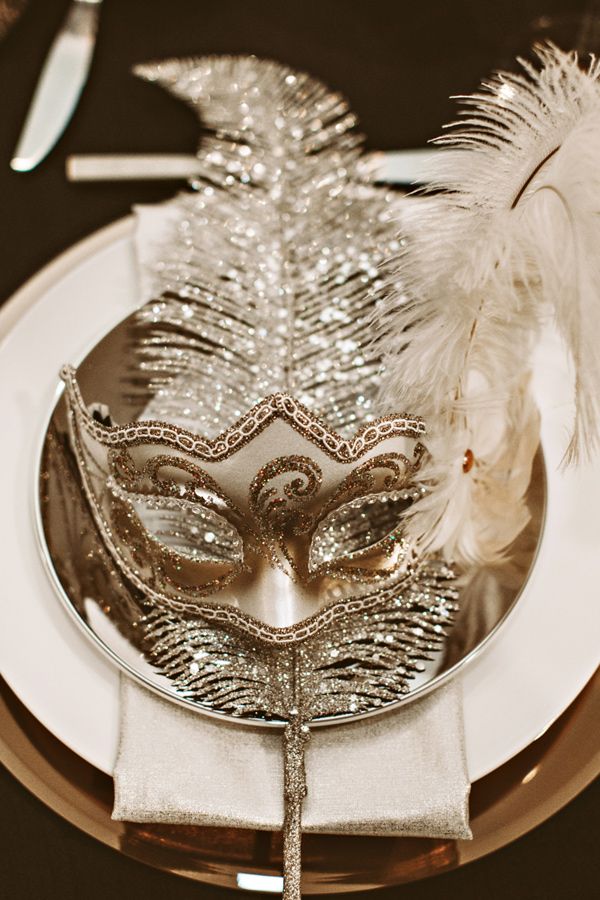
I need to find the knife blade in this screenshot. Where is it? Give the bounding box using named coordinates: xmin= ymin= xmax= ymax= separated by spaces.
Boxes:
xmin=10 ymin=0 xmax=103 ymax=172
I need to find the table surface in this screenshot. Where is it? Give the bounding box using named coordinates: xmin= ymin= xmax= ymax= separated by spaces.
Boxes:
xmin=0 ymin=1 xmax=598 ymax=898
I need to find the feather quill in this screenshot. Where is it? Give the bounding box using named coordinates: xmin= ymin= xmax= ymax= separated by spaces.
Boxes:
xmin=376 ymin=43 xmax=600 ymax=565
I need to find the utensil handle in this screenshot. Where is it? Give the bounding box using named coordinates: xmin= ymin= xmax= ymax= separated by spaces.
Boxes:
xmin=66 ymin=154 xmax=201 ymax=181
xmin=66 ymin=149 xmax=441 ymax=184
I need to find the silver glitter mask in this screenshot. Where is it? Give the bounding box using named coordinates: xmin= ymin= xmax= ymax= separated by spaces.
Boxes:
xmin=62 ymin=365 xmax=431 ymax=641
xmin=58 ymin=57 xmax=461 ymax=899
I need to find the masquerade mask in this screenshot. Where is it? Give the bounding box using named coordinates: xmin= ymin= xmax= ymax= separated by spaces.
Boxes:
xmin=62 ymin=364 xmax=429 ymax=641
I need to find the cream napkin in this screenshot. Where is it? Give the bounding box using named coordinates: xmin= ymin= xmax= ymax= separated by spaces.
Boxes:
xmin=113 ymin=677 xmax=471 ymax=839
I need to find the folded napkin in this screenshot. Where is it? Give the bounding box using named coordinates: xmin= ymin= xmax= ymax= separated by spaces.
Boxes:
xmin=113 ymin=676 xmax=471 ymax=839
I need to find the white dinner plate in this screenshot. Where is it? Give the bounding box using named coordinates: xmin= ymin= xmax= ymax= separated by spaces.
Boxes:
xmin=0 ymin=214 xmax=599 ymax=781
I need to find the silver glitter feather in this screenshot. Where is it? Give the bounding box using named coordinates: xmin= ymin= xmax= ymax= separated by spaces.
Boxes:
xmin=129 ymin=56 xmax=402 ymax=438
xmin=140 ymin=560 xmax=458 ymax=722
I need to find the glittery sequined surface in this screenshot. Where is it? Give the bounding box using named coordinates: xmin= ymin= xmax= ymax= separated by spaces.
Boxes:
xmin=129 ymin=56 xmax=404 ymax=439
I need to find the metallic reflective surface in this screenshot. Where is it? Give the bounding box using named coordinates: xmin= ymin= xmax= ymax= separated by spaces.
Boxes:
xmin=10 ymin=0 xmax=102 ymax=171
xmin=35 ymin=303 xmax=545 ymax=728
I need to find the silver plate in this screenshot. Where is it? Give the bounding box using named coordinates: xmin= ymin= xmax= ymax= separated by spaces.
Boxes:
xmin=36 ymin=312 xmax=545 ymax=730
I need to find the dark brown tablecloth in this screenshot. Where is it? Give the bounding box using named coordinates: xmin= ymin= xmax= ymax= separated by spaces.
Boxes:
xmin=0 ymin=1 xmax=598 ymax=897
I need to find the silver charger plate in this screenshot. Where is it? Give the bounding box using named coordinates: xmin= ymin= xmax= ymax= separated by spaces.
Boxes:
xmin=36 ymin=310 xmax=545 ymax=730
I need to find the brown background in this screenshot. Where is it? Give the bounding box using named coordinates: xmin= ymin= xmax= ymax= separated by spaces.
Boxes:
xmin=0 ymin=1 xmax=598 ymax=897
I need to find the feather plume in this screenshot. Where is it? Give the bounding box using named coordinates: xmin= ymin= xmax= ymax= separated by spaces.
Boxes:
xmin=129 ymin=56 xmax=403 ymax=439
xmin=376 ymin=43 xmax=600 ymax=565
xmin=140 ymin=558 xmax=458 ymax=722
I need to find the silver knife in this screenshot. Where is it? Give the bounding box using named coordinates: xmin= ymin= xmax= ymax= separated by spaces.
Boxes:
xmin=11 ymin=0 xmax=103 ymax=172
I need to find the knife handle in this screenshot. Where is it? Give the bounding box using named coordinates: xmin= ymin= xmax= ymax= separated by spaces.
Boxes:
xmin=65 ymin=0 xmax=102 ymax=39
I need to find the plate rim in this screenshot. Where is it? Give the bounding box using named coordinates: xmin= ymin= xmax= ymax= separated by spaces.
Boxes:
xmin=1 ymin=212 xmax=599 ymax=781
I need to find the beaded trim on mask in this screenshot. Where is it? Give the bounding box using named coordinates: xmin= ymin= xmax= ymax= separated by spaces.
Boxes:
xmin=62 ymin=366 xmax=429 ymax=645
xmin=61 ymin=365 xmax=426 ymax=464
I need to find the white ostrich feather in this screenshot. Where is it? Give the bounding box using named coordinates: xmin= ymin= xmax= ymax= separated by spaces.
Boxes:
xmin=405 ymin=374 xmax=540 ymax=566
xmin=377 ymin=44 xmax=600 ymax=565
